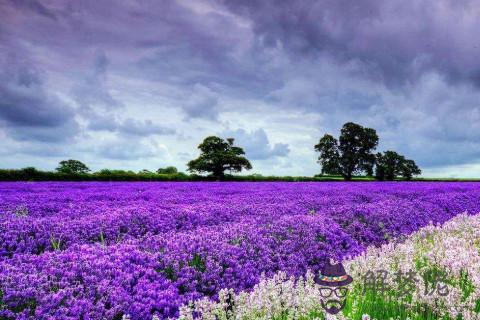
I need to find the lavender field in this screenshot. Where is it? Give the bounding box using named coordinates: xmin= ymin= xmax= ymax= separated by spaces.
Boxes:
xmin=1 ymin=182 xmax=480 ymax=319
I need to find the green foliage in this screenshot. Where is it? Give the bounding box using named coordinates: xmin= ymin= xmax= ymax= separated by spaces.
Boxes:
xmin=400 ymin=159 xmax=422 ymax=180
xmin=99 ymin=230 xmax=105 ymax=247
xmin=314 ymin=134 xmax=341 ymax=175
xmin=0 ymin=169 xmax=432 ymax=182
xmin=375 ymin=150 xmax=405 ymax=180
xmin=9 ymin=297 xmax=37 ymax=316
xmin=188 ymin=253 xmax=207 ymax=272
xmin=316 ymin=122 xmax=421 ymax=181
xmin=157 ymin=166 xmax=178 ymax=174
xmin=56 ymin=159 xmax=90 ymax=174
xmin=158 ymin=266 xmax=177 ymax=281
xmin=459 ymin=270 xmax=474 ymax=301
xmin=224 ymin=174 xmax=318 ymax=182
xmin=343 ymin=287 xmax=441 ymax=320
xmin=0 ymin=289 xmax=4 ymax=312
xmin=375 ymin=151 xmax=421 ymax=180
xmin=338 ymin=122 xmax=379 ymax=180
xmin=315 ymin=122 xmax=379 ymax=180
xmin=93 ymin=169 xmax=190 ymax=181
xmin=21 ymin=167 xmax=38 ymax=177
xmin=0 ymin=168 xmax=314 ymax=181
xmin=343 ymin=267 xmax=448 ymax=320
xmin=187 ymin=136 xmax=252 ymax=179
xmin=50 ymin=235 xmax=62 ymax=251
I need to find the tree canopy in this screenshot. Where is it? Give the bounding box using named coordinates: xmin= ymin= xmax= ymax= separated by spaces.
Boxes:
xmin=375 ymin=151 xmax=421 ymax=180
xmin=314 ymin=134 xmax=341 ymax=175
xmin=400 ymin=159 xmax=422 ymax=180
xmin=187 ymin=136 xmax=252 ymax=179
xmin=56 ymin=160 xmax=90 ymax=174
xmin=314 ymin=122 xmax=379 ymax=180
xmin=338 ymin=122 xmax=379 ymax=179
xmin=375 ymin=151 xmax=405 ymax=180
xmin=157 ymin=166 xmax=178 ymax=174
xmin=315 ymin=122 xmax=420 ymax=180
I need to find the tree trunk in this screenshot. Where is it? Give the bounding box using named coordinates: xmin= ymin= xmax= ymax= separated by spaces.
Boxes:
xmin=214 ymin=170 xmax=225 ymax=181
xmin=342 ymin=170 xmax=352 ymax=181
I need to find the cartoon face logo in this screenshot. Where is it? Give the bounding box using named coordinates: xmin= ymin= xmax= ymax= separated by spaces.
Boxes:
xmin=315 ymin=260 xmax=353 ymax=315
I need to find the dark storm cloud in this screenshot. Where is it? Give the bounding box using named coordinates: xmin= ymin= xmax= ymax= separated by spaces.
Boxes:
xmin=87 ymin=114 xmax=118 ymax=132
xmin=4 ymin=0 xmax=480 ymax=91
xmin=9 ymin=0 xmax=57 ymax=20
xmin=376 ymin=73 xmax=480 ymax=168
xmin=0 ymin=55 xmax=79 ymax=142
xmin=73 ymin=53 xmax=123 ymax=112
xmin=96 ymin=137 xmax=164 ymax=160
xmin=221 ymin=0 xmax=480 ymax=87
xmin=8 ymin=143 xmax=66 ymax=158
xmin=87 ymin=116 xmax=175 ymax=136
xmin=131 ymin=10 xmax=275 ymax=99
xmin=118 ymin=119 xmax=175 ymax=136
xmin=224 ymin=128 xmax=290 ymax=160
xmin=182 ymin=84 xmax=219 ymax=120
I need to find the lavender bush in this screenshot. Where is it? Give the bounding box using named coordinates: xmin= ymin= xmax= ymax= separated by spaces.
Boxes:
xmin=1 ymin=182 xmax=480 ymax=319
xmin=180 ymin=213 xmax=480 ymax=319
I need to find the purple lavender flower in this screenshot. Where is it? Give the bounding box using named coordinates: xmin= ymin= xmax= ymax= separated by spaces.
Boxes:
xmin=1 ymin=182 xmax=479 ymax=319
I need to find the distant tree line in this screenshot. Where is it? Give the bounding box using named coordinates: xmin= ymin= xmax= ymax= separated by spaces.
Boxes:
xmin=314 ymin=122 xmax=421 ymax=180
xmin=0 ymin=166 xmax=189 ymax=181
xmin=0 ymin=166 xmax=319 ymax=182
xmin=0 ymin=122 xmax=421 ymax=181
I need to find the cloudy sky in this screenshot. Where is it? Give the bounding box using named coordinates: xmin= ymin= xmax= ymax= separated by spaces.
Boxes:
xmin=1 ymin=0 xmax=480 ymax=177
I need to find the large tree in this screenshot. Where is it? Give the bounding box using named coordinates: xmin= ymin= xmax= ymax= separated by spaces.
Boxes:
xmin=399 ymin=159 xmax=421 ymax=180
xmin=56 ymin=159 xmax=90 ymax=174
xmin=338 ymin=123 xmax=379 ymax=180
xmin=314 ymin=134 xmax=341 ymax=175
xmin=315 ymin=122 xmax=379 ymax=180
xmin=187 ymin=136 xmax=252 ymax=179
xmin=375 ymin=151 xmax=404 ymax=181
xmin=316 ymin=123 xmax=421 ymax=181
xmin=357 ymin=127 xmax=378 ymax=176
xmin=375 ymin=151 xmax=421 ymax=180
xmin=157 ymin=166 xmax=178 ymax=174
xmin=315 ymin=123 xmax=379 ymax=180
